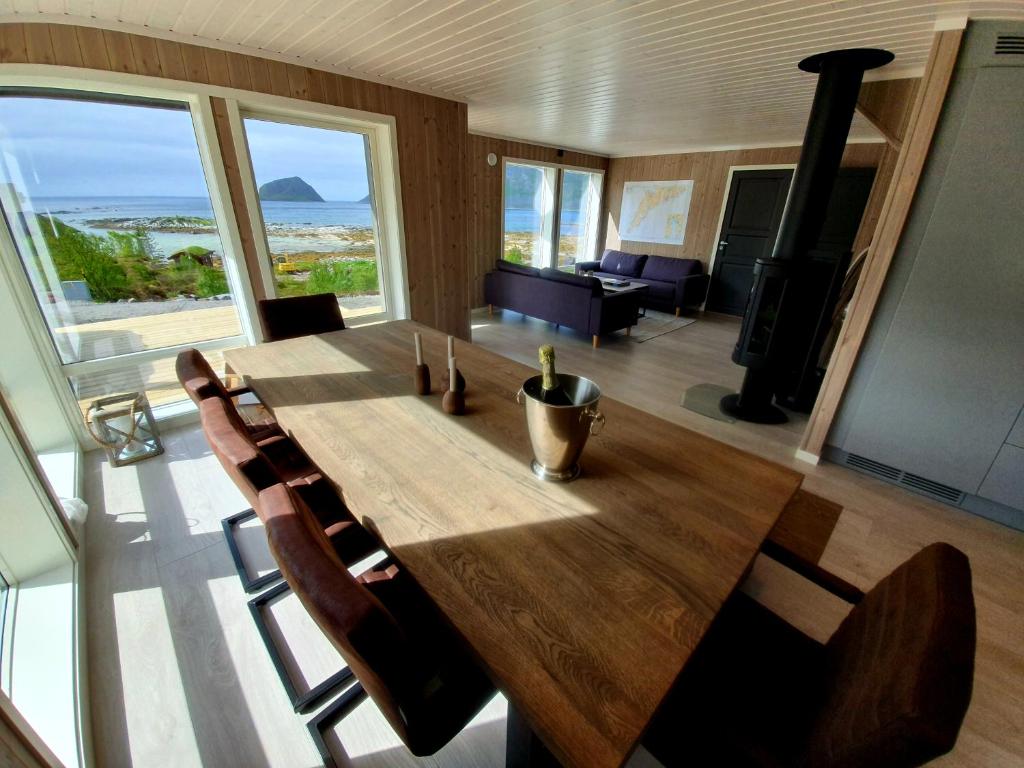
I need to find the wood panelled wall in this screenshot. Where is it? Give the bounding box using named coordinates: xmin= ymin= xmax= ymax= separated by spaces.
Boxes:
xmin=602 ymin=78 xmax=919 ymax=273
xmin=0 ymin=22 xmax=471 ymax=338
xmin=604 ymin=143 xmax=883 ymax=268
xmin=468 ymin=134 xmax=608 ymax=307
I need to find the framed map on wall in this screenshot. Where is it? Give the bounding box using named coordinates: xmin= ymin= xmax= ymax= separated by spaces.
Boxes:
xmin=619 ymin=180 xmax=694 ymax=245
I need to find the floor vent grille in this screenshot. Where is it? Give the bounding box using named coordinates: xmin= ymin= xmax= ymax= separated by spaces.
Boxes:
xmin=842 ymin=453 xmax=966 ymax=505
xmin=901 ymin=473 xmax=965 ymax=504
xmin=845 ymin=453 xmax=901 ymax=480
xmin=995 ymin=35 xmax=1024 ymax=54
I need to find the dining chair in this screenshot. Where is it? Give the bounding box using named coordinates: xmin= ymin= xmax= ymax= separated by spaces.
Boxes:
xmin=200 ymin=396 xmax=379 ymax=713
xmin=643 ymin=542 xmax=976 ymax=768
xmin=256 ymin=482 xmax=496 ymax=762
xmin=200 ymin=396 xmax=377 ymax=584
xmin=257 ymin=293 xmax=345 ymax=342
xmin=175 ymin=347 xmax=278 ymax=441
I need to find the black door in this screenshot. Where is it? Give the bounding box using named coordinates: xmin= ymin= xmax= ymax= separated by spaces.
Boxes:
xmin=707 ymin=169 xmax=793 ymax=315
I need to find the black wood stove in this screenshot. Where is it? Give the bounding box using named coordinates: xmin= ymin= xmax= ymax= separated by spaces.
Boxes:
xmin=721 ymin=47 xmax=894 ymax=424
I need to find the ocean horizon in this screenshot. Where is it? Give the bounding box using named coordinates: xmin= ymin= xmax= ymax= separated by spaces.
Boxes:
xmin=27 ymin=195 xmax=582 ymax=258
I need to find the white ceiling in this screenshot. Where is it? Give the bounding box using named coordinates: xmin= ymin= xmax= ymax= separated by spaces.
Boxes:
xmin=3 ymin=1 xmax=1024 ymax=156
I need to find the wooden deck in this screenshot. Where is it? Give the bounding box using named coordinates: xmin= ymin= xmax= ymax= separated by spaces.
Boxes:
xmin=56 ymin=301 xmax=383 ymax=411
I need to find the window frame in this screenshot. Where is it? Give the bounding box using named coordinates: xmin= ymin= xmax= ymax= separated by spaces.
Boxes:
xmin=500 ymin=156 xmax=605 ymax=271
xmin=229 ymin=105 xmax=407 ymax=326
xmin=0 ymin=65 xmax=409 ymax=434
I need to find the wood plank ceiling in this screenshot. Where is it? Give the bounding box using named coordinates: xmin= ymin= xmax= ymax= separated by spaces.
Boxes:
xmin=2 ymin=1 xmax=1023 ymax=156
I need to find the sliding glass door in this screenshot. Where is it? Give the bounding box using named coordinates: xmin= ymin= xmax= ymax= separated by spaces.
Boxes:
xmin=502 ymin=160 xmax=602 ymax=270
xmin=557 ymin=169 xmax=603 ymax=269
xmin=503 ymin=161 xmax=556 ymax=268
xmin=0 ymin=90 xmax=247 ymax=413
xmin=240 ymin=114 xmax=389 ymax=322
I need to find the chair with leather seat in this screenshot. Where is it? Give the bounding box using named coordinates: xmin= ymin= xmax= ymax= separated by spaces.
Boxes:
xmin=257 ymin=293 xmax=345 ymax=342
xmin=199 ymin=397 xmax=379 ymax=713
xmin=256 ymin=482 xmax=496 ymax=762
xmin=643 ymin=542 xmax=976 ymax=768
xmin=175 ymin=347 xmax=277 ymax=441
xmin=199 ymin=396 xmax=376 ymax=586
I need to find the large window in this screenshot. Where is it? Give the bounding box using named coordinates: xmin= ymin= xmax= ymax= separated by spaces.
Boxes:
xmin=240 ymin=115 xmax=388 ymax=322
xmin=503 ymin=160 xmax=603 ymax=270
xmin=0 ymin=91 xmax=246 ymax=413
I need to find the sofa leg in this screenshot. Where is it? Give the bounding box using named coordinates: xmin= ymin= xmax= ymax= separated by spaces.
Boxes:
xmin=592 ymin=335 xmax=600 ymax=348
xmin=675 ymin=307 xmax=681 ymax=317
xmin=488 ymin=304 xmax=493 ymax=317
xmin=625 ymin=326 xmax=631 ymax=337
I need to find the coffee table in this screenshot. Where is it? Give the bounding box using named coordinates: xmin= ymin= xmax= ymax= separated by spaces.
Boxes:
xmin=599 ymin=279 xmax=649 ymax=317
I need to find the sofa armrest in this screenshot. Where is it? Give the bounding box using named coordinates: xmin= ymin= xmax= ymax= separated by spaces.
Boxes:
xmin=589 ymin=291 xmax=640 ymax=334
xmin=674 ymin=273 xmax=711 ymax=309
xmin=574 ymin=260 xmax=601 ymax=275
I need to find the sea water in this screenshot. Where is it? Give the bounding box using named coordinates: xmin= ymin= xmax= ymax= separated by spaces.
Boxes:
xmin=30 ymin=196 xmax=581 ymax=259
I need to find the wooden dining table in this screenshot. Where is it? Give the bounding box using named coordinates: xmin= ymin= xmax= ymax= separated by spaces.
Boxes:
xmin=225 ymin=320 xmax=804 ymax=768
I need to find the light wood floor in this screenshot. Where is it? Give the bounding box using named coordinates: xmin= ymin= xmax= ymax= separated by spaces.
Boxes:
xmin=81 ymin=308 xmax=1024 ymax=768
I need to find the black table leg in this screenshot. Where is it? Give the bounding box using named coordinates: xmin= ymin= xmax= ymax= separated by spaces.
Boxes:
xmin=506 ymin=702 xmax=562 ymax=767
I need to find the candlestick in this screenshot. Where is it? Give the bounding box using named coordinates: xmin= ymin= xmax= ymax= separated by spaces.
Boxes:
xmin=447 ymin=335 xmax=455 ymax=360
xmin=414 ymin=332 xmax=423 ymax=366
xmin=442 ymin=357 xmax=465 ymax=415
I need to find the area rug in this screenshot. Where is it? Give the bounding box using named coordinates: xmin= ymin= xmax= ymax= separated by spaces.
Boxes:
xmin=680 ymin=383 xmax=736 ymax=422
xmin=630 ymin=310 xmax=697 ymax=342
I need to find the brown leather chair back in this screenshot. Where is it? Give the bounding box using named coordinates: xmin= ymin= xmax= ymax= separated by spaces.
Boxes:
xmin=175 ymin=348 xmax=230 ymax=405
xmin=257 ymin=483 xmax=427 ymax=747
xmin=802 ymin=542 xmax=976 ymax=767
xmin=257 ymin=293 xmax=345 ymax=342
xmin=199 ymin=397 xmax=279 ymax=509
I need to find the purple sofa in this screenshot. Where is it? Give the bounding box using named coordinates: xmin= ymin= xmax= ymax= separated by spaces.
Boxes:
xmin=483 ymin=260 xmax=641 ymax=347
xmin=575 ymin=249 xmax=710 ymax=315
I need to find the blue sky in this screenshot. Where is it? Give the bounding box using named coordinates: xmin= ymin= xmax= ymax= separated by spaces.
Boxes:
xmin=0 ymin=97 xmax=370 ymax=201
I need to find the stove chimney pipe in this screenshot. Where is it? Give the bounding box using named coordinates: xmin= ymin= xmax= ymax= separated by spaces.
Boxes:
xmin=721 ymin=47 xmax=894 ymax=424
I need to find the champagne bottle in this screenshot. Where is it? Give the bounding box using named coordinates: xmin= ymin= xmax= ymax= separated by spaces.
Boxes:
xmin=538 ymin=345 xmax=573 ymax=405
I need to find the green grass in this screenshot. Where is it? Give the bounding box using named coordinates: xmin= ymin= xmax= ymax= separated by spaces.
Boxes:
xmin=276 ymin=259 xmax=379 ymax=299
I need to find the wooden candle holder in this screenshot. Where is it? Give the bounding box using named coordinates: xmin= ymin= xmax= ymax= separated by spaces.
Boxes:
xmin=412 ymin=331 xmax=430 ymax=395
xmin=443 ymin=354 xmax=465 ymax=414
xmin=445 ymin=367 xmax=466 ymax=393
xmin=414 ymin=364 xmax=431 ymax=395
xmin=445 ymin=335 xmax=466 ymax=392
xmin=442 ymin=389 xmax=465 ymax=415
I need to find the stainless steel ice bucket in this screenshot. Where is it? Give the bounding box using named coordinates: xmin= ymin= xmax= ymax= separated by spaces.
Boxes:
xmin=516 ymin=374 xmax=604 ymax=481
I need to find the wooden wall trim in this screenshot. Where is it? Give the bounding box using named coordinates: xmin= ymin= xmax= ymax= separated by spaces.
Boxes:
xmin=0 ymin=692 xmax=64 ymax=768
xmin=208 ymin=96 xmax=267 ymax=305
xmin=799 ymin=30 xmax=963 ymax=459
xmin=0 ymin=21 xmax=471 ymax=338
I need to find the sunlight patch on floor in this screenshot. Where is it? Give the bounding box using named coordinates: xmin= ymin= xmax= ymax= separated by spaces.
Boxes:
xmin=112 ymin=586 xmax=203 ymax=767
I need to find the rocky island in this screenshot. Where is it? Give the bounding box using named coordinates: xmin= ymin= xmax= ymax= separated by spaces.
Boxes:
xmin=258 ymin=176 xmax=324 ymax=202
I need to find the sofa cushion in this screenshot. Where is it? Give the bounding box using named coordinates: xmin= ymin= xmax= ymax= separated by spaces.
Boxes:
xmin=641 ymin=255 xmax=701 ymax=282
xmin=496 ymin=259 xmax=540 ymax=277
xmin=540 ymin=267 xmax=603 ymax=295
xmin=599 ymin=249 xmax=648 ymax=278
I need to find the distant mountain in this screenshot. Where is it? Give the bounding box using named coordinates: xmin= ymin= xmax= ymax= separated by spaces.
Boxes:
xmin=258 ymin=176 xmax=324 ymax=202
xmin=357 ymin=194 xmax=371 ymax=203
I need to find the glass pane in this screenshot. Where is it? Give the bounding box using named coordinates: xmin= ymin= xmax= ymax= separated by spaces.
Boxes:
xmin=242 ymin=117 xmax=384 ymax=320
xmin=0 ymin=569 xmax=8 ymax=661
xmin=71 ymin=349 xmax=229 ymax=415
xmin=0 ymin=93 xmax=243 ymax=366
xmin=503 ymin=162 xmax=556 ymax=268
xmin=557 ymin=170 xmax=602 ymax=270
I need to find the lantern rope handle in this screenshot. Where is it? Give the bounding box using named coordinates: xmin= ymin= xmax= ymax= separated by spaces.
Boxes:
xmin=85 ymin=395 xmax=140 ymax=450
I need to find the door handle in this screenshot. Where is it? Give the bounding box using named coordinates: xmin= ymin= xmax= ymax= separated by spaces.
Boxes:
xmin=718 ymin=240 xmax=729 ymax=248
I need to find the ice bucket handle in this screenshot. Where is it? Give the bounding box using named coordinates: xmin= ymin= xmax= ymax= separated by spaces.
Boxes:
xmin=582 ymin=405 xmax=605 ymax=436
xmin=515 ymin=387 xmax=524 ymax=405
